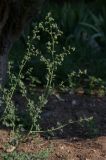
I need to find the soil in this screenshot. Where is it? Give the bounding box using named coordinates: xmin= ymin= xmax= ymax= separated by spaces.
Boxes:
xmin=0 ymin=92 xmax=106 ymax=160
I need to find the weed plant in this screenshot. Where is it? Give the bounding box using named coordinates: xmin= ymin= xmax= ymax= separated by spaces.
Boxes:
xmin=0 ymin=13 xmax=72 ymax=140
xmin=0 ymin=13 xmax=100 ymax=151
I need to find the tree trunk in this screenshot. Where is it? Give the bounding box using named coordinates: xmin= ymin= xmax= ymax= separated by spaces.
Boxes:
xmin=0 ymin=53 xmax=8 ymax=85
xmin=0 ymin=54 xmax=8 ymax=110
xmin=0 ymin=38 xmax=12 ymax=110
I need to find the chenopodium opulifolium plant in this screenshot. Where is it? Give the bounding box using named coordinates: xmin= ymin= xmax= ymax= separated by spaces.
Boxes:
xmin=0 ymin=13 xmax=73 ymax=135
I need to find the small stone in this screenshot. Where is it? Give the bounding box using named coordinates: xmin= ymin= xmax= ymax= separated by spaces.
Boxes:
xmin=6 ymin=145 xmax=16 ymax=153
xmin=72 ymin=100 xmax=77 ymax=105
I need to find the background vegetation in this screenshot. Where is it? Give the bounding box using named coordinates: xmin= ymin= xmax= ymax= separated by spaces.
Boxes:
xmin=10 ymin=1 xmax=106 ymax=87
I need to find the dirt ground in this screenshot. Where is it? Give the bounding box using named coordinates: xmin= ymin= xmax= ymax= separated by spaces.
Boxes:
xmin=0 ymin=92 xmax=106 ymax=160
